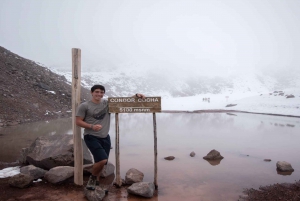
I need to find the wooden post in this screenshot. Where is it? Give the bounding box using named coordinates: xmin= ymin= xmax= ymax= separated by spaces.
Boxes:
xmin=153 ymin=113 xmax=158 ymax=189
xmin=115 ymin=113 xmax=122 ymax=187
xmin=72 ymin=48 xmax=83 ymax=185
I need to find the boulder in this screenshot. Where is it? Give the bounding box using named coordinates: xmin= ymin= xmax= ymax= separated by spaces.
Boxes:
xmin=84 ymin=186 xmax=106 ymax=201
xmin=125 ymin=168 xmax=144 ymax=184
xmin=83 ymin=164 xmax=93 ymax=175
xmin=127 ymin=182 xmax=155 ymax=198
xmin=83 ymin=162 xmax=115 ymax=178
xmin=44 ymin=166 xmax=74 ymax=184
xmin=100 ymin=162 xmax=115 ymax=177
xmin=164 ymin=156 xmax=175 ymax=160
xmin=203 ymin=149 xmax=224 ymax=160
xmin=276 ymin=161 xmax=294 ymax=172
xmin=8 ymin=173 xmax=34 ymax=188
xmin=25 ymin=134 xmax=93 ymax=169
xmin=190 ymin=152 xmax=196 ymax=157
xmin=20 ymin=165 xmax=47 ymax=180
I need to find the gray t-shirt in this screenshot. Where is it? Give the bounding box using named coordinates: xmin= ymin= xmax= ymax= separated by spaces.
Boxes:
xmin=76 ymin=99 xmax=110 ymax=138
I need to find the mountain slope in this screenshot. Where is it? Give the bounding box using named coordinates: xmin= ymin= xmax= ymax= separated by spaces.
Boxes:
xmin=0 ymin=46 xmax=90 ymax=126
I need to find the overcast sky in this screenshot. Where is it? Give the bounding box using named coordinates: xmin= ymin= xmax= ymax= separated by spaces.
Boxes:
xmin=1 ymin=0 xmax=300 ymax=75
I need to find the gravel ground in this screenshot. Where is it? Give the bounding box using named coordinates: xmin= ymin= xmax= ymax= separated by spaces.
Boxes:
xmin=242 ymin=181 xmax=300 ymax=201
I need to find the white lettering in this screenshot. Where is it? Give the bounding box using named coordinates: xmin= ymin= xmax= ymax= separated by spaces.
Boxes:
xmin=137 ymin=98 xmax=159 ymax=102
xmin=110 ymin=98 xmax=135 ymax=103
xmin=133 ymin=108 xmax=151 ymax=112
xmin=119 ymin=107 xmax=133 ymax=112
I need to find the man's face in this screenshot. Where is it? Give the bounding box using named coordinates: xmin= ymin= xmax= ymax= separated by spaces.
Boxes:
xmin=92 ymin=89 xmax=105 ymax=101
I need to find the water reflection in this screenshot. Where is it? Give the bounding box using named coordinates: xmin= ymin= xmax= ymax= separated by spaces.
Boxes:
xmin=277 ymin=170 xmax=293 ymax=176
xmin=204 ymin=159 xmax=223 ymax=166
xmin=0 ymin=118 xmax=72 ymax=162
xmin=1 ymin=113 xmax=300 ymax=200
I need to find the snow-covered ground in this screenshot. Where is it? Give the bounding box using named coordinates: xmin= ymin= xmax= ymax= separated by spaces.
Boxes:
xmin=0 ymin=166 xmax=20 ymax=178
xmin=163 ymin=88 xmax=300 ymax=116
xmin=48 ymin=67 xmax=300 ymax=117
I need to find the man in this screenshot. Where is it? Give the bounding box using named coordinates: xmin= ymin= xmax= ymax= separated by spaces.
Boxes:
xmin=76 ymin=84 xmax=145 ymax=190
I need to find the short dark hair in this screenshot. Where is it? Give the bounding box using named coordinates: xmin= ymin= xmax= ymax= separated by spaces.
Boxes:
xmin=91 ymin=85 xmax=105 ymax=93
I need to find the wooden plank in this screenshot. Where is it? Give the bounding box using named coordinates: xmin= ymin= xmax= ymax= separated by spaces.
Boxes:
xmin=153 ymin=113 xmax=158 ymax=189
xmin=109 ymin=97 xmax=161 ymax=113
xmin=115 ymin=113 xmax=122 ymax=187
xmin=72 ymin=48 xmax=83 ymax=185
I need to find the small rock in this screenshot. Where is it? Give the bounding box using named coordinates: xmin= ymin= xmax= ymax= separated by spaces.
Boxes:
xmin=190 ymin=152 xmax=196 ymax=157
xmin=225 ymin=104 xmax=237 ymax=107
xmin=127 ymin=182 xmax=155 ymax=198
xmin=20 ymin=165 xmax=47 ymax=180
xmin=164 ymin=156 xmax=175 ymax=160
xmin=276 ymin=161 xmax=294 ymax=172
xmin=203 ymin=149 xmax=224 ymax=160
xmin=286 ymin=95 xmax=295 ymax=98
xmin=8 ymin=173 xmax=34 ymax=188
xmin=125 ymin=168 xmax=144 ymax=184
xmin=84 ymin=186 xmax=106 ymax=201
xmin=44 ymin=166 xmax=74 ymax=184
xmin=100 ymin=162 xmax=115 ymax=177
xmin=264 ymin=159 xmax=271 ymax=162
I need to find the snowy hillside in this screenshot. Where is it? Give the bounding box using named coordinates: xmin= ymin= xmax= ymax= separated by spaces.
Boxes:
xmin=49 ymin=67 xmax=300 ymax=116
xmin=50 ymin=67 xmax=298 ymax=98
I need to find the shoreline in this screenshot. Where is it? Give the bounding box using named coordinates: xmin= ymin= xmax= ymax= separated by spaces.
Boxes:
xmin=1 ymin=109 xmax=299 ymax=128
xmin=161 ymin=109 xmax=300 ymax=118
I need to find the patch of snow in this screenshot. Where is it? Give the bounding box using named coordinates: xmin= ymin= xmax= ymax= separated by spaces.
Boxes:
xmin=0 ymin=166 xmax=20 ymax=178
xmin=47 ymin=91 xmax=56 ymax=94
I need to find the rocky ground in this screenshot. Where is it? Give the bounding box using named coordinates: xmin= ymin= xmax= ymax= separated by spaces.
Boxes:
xmin=243 ymin=181 xmax=300 ymax=201
xmin=1 ymin=174 xmax=300 ymax=201
xmin=0 ymin=46 xmax=91 ymax=127
xmin=0 ymin=174 xmax=157 ymax=201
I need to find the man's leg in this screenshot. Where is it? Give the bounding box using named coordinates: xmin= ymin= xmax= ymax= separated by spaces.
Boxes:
xmin=92 ymin=159 xmax=107 ymax=180
xmin=84 ymin=135 xmax=109 ymax=190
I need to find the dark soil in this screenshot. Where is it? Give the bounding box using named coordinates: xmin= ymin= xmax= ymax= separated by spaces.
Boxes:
xmin=243 ymin=181 xmax=300 ymax=201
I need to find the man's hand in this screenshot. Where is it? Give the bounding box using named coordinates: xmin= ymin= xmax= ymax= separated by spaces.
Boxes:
xmin=76 ymin=117 xmax=102 ymax=131
xmin=92 ymin=124 xmax=102 ymax=131
xmin=134 ymin=93 xmax=146 ymax=99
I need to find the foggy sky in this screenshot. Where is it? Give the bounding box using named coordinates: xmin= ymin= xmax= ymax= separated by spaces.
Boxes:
xmin=1 ymin=0 xmax=300 ymax=75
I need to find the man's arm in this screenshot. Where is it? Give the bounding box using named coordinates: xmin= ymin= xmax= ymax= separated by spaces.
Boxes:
xmin=76 ymin=116 xmax=102 ymax=131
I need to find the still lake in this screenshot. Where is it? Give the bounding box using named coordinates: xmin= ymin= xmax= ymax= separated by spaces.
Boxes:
xmin=1 ymin=112 xmax=300 ymax=201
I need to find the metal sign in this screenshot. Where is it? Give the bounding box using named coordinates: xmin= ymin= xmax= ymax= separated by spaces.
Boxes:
xmin=108 ymin=97 xmax=161 ymax=113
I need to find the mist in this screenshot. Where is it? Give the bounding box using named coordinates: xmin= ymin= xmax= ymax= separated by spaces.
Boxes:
xmin=1 ymin=0 xmax=300 ymax=76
